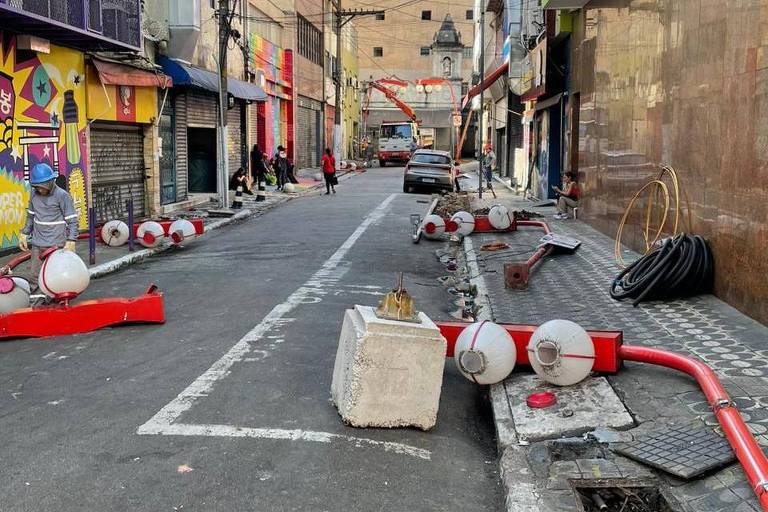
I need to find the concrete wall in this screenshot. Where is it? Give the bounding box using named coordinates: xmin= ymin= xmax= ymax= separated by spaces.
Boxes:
xmin=570 ymin=2 xmax=768 ymax=324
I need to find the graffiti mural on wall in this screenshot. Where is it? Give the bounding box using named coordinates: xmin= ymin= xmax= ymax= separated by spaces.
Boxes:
xmin=0 ymin=33 xmax=89 ymax=248
xmin=249 ymin=34 xmax=292 ymax=156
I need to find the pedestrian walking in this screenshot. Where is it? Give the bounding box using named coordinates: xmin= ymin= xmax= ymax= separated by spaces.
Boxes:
xmin=251 ymin=144 xmax=267 ymax=202
xmin=272 ymin=145 xmax=290 ymax=191
xmin=321 ymin=147 xmax=337 ymax=195
xmin=229 ymin=167 xmax=248 ymax=209
xmin=19 ymin=162 xmax=79 ymax=290
xmin=482 ymin=144 xmax=498 ymax=199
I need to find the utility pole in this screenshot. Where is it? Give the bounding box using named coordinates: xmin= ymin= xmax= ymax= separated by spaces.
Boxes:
xmin=332 ymin=4 xmax=384 ymax=169
xmin=217 ymin=0 xmax=234 ymax=209
xmin=477 ymin=7 xmax=485 ymax=199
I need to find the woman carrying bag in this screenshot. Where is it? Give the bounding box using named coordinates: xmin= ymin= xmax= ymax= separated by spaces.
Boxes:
xmin=321 ymin=148 xmax=337 ymax=195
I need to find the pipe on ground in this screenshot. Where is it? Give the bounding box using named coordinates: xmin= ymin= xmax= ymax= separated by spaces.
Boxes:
xmin=619 ymin=345 xmax=768 ymax=511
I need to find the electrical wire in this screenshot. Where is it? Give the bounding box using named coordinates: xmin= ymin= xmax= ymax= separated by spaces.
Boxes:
xmin=610 ymin=233 xmax=714 ymax=307
xmin=613 ymin=165 xmax=687 ymax=268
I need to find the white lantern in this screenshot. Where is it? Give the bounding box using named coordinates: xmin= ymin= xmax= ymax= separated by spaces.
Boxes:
xmin=137 ymin=221 xmax=165 ymax=248
xmin=38 ymin=249 xmax=90 ymax=300
xmin=425 ymin=84 xmax=433 ymax=93
xmin=454 ymin=321 xmax=516 ymax=385
xmin=528 ymin=319 xmax=595 ymax=386
xmin=169 ymin=219 xmax=197 ymax=244
xmin=101 ymin=220 xmax=130 ymax=247
xmin=488 ymin=204 xmax=512 ymax=230
xmin=435 ymin=84 xmax=443 ymax=92
xmin=450 ymin=211 xmax=475 ymax=236
xmin=421 ymin=214 xmax=445 ymax=240
xmin=283 ymin=182 xmax=296 ymax=193
xmin=0 ymin=276 xmax=30 ymax=313
xmin=314 ymin=173 xmax=323 ymax=182
xmin=416 ymin=84 xmax=425 ymax=93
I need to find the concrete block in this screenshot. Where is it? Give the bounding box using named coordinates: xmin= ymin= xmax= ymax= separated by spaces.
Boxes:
xmin=330 ymin=305 xmax=447 ymax=430
xmin=504 ymin=373 xmax=634 ymax=442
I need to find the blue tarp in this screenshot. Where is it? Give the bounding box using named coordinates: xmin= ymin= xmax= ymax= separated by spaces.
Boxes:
xmin=158 ymin=56 xmax=267 ymax=101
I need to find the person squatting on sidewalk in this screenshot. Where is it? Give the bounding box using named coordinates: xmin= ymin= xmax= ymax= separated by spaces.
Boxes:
xmin=229 ymin=167 xmax=249 ymax=208
xmin=321 ymin=148 xmax=337 ymax=195
xmin=552 ymin=171 xmax=580 ymax=219
xmin=19 ymin=162 xmax=79 ymax=289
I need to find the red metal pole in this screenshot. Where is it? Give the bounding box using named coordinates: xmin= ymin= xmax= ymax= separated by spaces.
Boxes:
xmin=619 ymin=345 xmax=768 ymax=511
xmin=1 ymin=252 xmax=32 ymax=274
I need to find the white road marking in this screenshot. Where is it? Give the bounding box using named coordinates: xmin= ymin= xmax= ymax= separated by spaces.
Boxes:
xmin=144 ymin=423 xmax=430 ymax=460
xmin=137 ymin=194 xmax=429 ymax=459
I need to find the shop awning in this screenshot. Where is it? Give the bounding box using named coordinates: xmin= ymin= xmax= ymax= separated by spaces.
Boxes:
xmin=534 ymin=93 xmax=563 ymax=111
xmin=92 ymin=58 xmax=173 ymax=88
xmin=158 ymin=57 xmax=267 ymax=101
xmin=461 ymin=61 xmax=509 ymax=109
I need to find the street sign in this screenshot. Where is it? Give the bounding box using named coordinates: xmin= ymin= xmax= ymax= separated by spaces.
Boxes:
xmin=452 ymin=114 xmax=462 ymax=127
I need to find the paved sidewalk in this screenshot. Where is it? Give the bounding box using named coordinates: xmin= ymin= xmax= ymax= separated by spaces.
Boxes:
xmin=464 ymin=178 xmax=768 ymax=511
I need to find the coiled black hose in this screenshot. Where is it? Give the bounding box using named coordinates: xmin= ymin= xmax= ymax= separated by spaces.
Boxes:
xmin=610 ymin=233 xmax=714 ymax=306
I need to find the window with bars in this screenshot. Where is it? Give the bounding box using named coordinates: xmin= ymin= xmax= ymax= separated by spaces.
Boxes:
xmin=421 ymin=10 xmax=431 ymax=20
xmin=297 ymin=14 xmax=322 ymax=66
xmin=466 ymin=9 xmax=473 ymax=20
xmin=373 ymin=47 xmax=383 ymax=57
xmin=375 ymin=13 xmax=385 ymax=20
xmin=420 ymin=47 xmax=430 ymax=56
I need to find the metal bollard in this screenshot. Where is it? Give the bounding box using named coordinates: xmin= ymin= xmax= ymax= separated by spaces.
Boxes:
xmin=88 ymin=207 xmax=96 ymax=265
xmin=126 ymin=198 xmax=134 ymax=252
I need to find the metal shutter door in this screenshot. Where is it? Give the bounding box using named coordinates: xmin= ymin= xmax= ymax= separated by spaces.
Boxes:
xmin=186 ymin=91 xmax=217 ymax=127
xmin=227 ymin=102 xmax=243 ymax=177
xmin=90 ymin=122 xmax=146 ymax=223
xmin=175 ymin=92 xmax=188 ymax=202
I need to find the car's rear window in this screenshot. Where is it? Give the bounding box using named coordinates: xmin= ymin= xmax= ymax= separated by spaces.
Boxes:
xmin=411 ymin=153 xmax=451 ymax=165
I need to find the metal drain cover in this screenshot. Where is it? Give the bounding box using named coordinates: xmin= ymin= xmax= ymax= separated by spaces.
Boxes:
xmin=613 ymin=424 xmax=735 ymax=479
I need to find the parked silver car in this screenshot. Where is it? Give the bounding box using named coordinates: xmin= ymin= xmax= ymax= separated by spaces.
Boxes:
xmin=403 ymin=149 xmax=455 ymax=193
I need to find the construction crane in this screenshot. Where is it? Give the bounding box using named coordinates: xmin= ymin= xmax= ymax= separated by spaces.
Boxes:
xmin=363 ymin=78 xmax=463 ymax=160
xmin=363 ymin=79 xmax=417 ymax=123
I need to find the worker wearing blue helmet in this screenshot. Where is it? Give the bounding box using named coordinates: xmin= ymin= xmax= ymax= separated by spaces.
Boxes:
xmin=19 ymin=163 xmax=79 ymax=288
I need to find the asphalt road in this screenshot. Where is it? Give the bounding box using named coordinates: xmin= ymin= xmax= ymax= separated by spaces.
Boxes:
xmin=0 ymin=167 xmax=502 ymax=512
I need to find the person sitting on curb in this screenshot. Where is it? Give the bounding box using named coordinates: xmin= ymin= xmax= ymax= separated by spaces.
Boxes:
xmin=19 ymin=162 xmax=79 ymax=291
xmin=552 ymin=171 xmax=580 ymax=219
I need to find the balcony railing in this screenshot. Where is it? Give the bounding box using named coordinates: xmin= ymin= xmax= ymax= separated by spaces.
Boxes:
xmin=0 ymin=0 xmax=142 ymax=52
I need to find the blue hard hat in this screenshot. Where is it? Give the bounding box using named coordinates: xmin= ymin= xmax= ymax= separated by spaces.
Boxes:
xmin=30 ymin=163 xmax=56 ymax=185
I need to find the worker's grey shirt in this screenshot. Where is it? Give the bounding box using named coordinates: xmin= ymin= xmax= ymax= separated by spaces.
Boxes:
xmin=483 ymin=150 xmax=496 ymax=171
xmin=21 ymin=185 xmax=79 ymax=247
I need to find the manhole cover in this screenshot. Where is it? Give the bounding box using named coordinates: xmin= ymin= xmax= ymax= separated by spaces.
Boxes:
xmin=613 ymin=424 xmax=734 ymax=479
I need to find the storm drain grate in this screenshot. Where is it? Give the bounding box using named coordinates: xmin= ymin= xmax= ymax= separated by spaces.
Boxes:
xmin=612 ymin=424 xmax=734 ymax=479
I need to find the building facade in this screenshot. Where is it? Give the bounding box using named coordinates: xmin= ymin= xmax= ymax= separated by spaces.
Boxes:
xmin=0 ymin=1 xmax=144 ymax=248
xmin=360 ymin=14 xmax=472 ymax=155
xmin=294 ymin=0 xmax=325 ymax=169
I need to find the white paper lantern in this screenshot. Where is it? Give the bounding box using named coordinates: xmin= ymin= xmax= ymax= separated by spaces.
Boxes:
xmin=283 ymin=182 xmax=296 ymax=193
